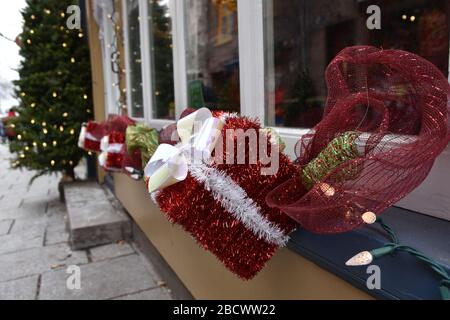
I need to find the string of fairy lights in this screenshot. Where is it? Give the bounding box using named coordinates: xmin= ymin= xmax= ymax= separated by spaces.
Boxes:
xmin=107 ymin=1 xmax=127 ymax=114
xmin=346 ymin=217 xmax=450 ymax=299
xmin=11 ymin=7 xmax=91 ymax=169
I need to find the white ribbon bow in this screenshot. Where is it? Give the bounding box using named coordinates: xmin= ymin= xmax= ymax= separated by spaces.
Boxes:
xmin=78 ymin=123 xmax=104 ymax=150
xmin=144 ymin=108 xmax=224 ymax=193
xmin=77 ymin=124 xmax=87 ymax=149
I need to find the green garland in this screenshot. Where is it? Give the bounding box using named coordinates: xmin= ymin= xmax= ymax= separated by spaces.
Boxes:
xmin=302 ymin=131 xmax=360 ymax=189
xmin=126 ymin=124 xmax=159 ymax=166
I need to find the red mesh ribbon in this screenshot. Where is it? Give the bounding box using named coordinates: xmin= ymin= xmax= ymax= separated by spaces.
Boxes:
xmin=154 ymin=114 xmax=297 ymax=279
xmin=266 ymin=46 xmax=450 ymax=234
xmin=104 ymin=114 xmax=135 ymax=134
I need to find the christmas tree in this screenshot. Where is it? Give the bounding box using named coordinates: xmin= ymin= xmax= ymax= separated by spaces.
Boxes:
xmin=9 ymin=0 xmax=92 ymax=181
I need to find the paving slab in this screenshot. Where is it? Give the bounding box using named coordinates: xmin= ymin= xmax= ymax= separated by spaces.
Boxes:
xmin=67 ymin=200 xmax=124 ymax=227
xmin=0 ymin=243 xmax=88 ymax=282
xmin=0 ymin=202 xmax=48 ymax=220
xmin=90 ymin=243 xmax=135 ymax=262
xmin=65 ymin=182 xmax=130 ymax=250
xmin=46 ymin=211 xmax=66 ymax=226
xmin=19 ymin=197 xmax=48 ymax=214
xmin=9 ymin=211 xmax=66 ymax=236
xmin=45 ymin=223 xmax=69 ymax=245
xmin=69 ymin=208 xmax=130 ymax=250
xmin=0 ymin=207 xmax=33 ymax=220
xmin=20 ymin=193 xmax=53 ymax=206
xmin=47 ymin=198 xmax=66 ymax=215
xmin=10 ymin=216 xmax=48 ymax=234
xmin=0 ymin=196 xmax=23 ymax=211
xmin=26 ymin=178 xmax=53 ymax=192
xmin=0 ymin=275 xmax=39 ymax=300
xmin=64 ymin=182 xmax=107 ymax=204
xmin=39 ymin=255 xmax=157 ymax=300
xmin=0 ymin=219 xmax=13 ymax=235
xmin=113 ymin=287 xmax=172 ymax=300
xmin=0 ymin=228 xmax=44 ymax=255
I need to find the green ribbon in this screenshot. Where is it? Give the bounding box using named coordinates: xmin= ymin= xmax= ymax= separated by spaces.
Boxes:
xmin=126 ymin=124 xmax=159 ymax=165
xmin=302 ymin=131 xmax=360 ymax=189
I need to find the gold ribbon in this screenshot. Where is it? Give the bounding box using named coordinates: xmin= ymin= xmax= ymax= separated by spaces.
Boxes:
xmin=126 ymin=124 xmax=159 ymax=165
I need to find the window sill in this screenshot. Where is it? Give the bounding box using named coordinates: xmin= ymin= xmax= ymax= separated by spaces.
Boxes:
xmin=287 ymin=206 xmax=450 ymax=300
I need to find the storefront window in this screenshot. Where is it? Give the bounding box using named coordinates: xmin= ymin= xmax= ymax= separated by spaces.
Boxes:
xmin=184 ymin=0 xmax=240 ymax=112
xmin=148 ymin=0 xmax=175 ymax=120
xmin=125 ymin=0 xmax=144 ymax=118
xmin=263 ymin=0 xmax=450 ymax=128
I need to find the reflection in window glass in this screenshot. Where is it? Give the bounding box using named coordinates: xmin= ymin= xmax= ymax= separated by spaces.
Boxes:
xmin=264 ymin=0 xmax=450 ymax=128
xmin=126 ymin=0 xmax=144 ymax=118
xmin=148 ymin=0 xmax=175 ymax=119
xmin=184 ymin=0 xmax=240 ymax=112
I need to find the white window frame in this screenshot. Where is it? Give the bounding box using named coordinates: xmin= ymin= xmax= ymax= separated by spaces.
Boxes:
xmin=138 ymin=0 xmax=152 ymax=124
xmin=120 ymin=0 xmax=450 ymax=220
xmin=100 ymin=7 xmax=121 ymax=117
xmin=237 ymin=0 xmax=311 ymax=157
xmin=122 ymin=0 xmax=147 ymax=122
xmin=169 ymin=0 xmax=188 ymax=120
xmin=122 ymin=0 xmax=181 ymax=130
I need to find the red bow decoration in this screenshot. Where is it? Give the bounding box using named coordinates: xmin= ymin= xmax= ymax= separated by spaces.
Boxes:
xmin=78 ymin=121 xmax=106 ymax=152
xmin=98 ymin=115 xmax=141 ymax=176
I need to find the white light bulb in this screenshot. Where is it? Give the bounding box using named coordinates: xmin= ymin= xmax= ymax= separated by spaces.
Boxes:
xmin=362 ymin=211 xmax=377 ymax=224
xmin=319 ymin=183 xmax=335 ymax=197
xmin=345 ymin=251 xmax=373 ymax=266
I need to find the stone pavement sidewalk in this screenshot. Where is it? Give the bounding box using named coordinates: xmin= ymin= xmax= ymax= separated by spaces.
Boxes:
xmin=0 ymin=144 xmax=173 ymax=300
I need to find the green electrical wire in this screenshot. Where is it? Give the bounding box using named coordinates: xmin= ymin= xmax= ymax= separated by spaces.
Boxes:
xmin=376 ymin=218 xmax=399 ymax=244
xmin=371 ymin=218 xmax=450 ymax=300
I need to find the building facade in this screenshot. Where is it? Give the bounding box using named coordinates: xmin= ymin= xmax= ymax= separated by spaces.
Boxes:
xmin=85 ymin=0 xmax=450 ymax=299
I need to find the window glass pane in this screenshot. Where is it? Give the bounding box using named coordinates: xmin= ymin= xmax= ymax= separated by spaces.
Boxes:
xmin=148 ymin=0 xmax=175 ymax=119
xmin=126 ymin=0 xmax=144 ymax=118
xmin=184 ymin=0 xmax=240 ymax=112
xmin=264 ymin=0 xmax=450 ymax=128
